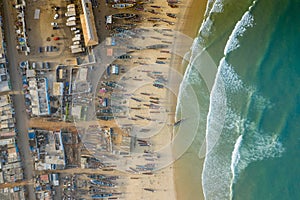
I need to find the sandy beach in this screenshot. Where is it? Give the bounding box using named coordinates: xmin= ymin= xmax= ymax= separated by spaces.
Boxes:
xmin=108 ymin=0 xmax=209 ymax=199
xmin=122 ymin=0 xmax=208 ymax=199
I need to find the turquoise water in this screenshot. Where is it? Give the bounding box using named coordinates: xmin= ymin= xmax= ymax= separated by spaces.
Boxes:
xmin=178 ymin=0 xmax=300 ymax=199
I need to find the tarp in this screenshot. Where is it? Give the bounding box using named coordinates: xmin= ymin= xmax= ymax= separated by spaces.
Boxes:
xmin=34 ymin=9 xmax=40 ymax=19
xmin=106 ymin=15 xmax=112 ymax=24
xmin=112 ymin=65 xmax=119 ymax=75
xmin=107 ymin=48 xmax=113 ymax=56
xmin=28 ymin=131 xmax=35 ymax=139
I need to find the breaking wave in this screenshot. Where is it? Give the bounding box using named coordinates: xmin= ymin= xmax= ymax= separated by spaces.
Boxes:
xmin=203 ymin=56 xmax=282 ymax=199
xmin=224 ymin=0 xmax=258 ymax=55
xmin=224 ymin=11 xmax=254 ymax=55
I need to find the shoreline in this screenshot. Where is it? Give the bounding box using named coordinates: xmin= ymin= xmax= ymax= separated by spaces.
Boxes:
xmin=171 ymin=0 xmax=208 ymax=199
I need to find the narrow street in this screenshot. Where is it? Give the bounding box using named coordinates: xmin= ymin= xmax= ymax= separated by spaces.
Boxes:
xmin=2 ymin=1 xmax=36 ymax=199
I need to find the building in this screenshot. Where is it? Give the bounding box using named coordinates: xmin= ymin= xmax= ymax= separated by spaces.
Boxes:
xmin=0 ymin=95 xmax=15 ymax=133
xmin=0 ymin=16 xmax=10 ymax=93
xmin=80 ymin=0 xmax=99 ymax=47
xmin=53 ymin=82 xmax=64 ymax=96
xmin=28 ymin=78 xmax=50 ymax=116
xmin=32 ymin=130 xmax=66 ymax=170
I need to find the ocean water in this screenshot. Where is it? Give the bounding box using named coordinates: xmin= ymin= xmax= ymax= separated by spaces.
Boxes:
xmin=177 ymin=0 xmax=300 ymax=199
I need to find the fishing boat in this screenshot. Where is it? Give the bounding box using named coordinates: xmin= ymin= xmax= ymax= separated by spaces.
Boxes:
xmin=91 ymin=193 xmax=113 ymax=199
xmin=112 ymin=13 xmax=136 ymax=19
xmin=166 ymin=12 xmax=177 ymax=18
xmin=116 ymin=54 xmax=132 ymax=59
xmin=174 ymin=118 xmax=186 ymax=126
xmin=146 ymin=44 xmax=169 ymax=49
xmin=108 ymin=0 xmax=137 ymax=3
xmin=112 ymin=23 xmax=137 ymax=30
xmin=144 ymin=188 xmax=156 ymax=192
xmin=147 ymin=17 xmax=162 ymax=22
xmin=112 ymin=3 xmax=135 ymax=9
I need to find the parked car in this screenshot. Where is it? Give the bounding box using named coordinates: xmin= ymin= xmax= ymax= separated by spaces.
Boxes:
xmin=32 ymin=62 xmax=36 ymax=69
xmin=54 ymin=13 xmax=59 ymax=19
xmin=51 ymin=22 xmax=58 ymax=27
xmin=67 ymin=16 xmax=76 ymax=22
xmin=45 ymin=62 xmax=50 ymax=69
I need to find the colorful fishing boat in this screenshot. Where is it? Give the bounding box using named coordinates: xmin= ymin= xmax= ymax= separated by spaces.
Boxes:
xmin=112 ymin=3 xmax=135 ymax=9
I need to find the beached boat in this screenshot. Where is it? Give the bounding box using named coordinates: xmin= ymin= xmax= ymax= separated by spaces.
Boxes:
xmin=108 ymin=0 xmax=137 ymax=3
xmin=147 ymin=17 xmax=162 ymax=22
xmin=174 ymin=118 xmax=186 ymax=126
xmin=144 ymin=188 xmax=156 ymax=192
xmin=146 ymin=44 xmax=169 ymax=49
xmin=112 ymin=13 xmax=136 ymax=19
xmin=116 ymin=54 xmax=132 ymax=59
xmin=112 ymin=23 xmax=137 ymax=30
xmin=112 ymin=3 xmax=135 ymax=9
xmin=166 ymin=12 xmax=177 ymax=18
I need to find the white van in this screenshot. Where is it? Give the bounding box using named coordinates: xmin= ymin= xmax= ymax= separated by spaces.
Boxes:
xmin=74 ymin=34 xmax=81 ymax=38
xmin=67 ymin=16 xmax=76 ymax=22
xmin=73 ymin=41 xmax=80 ymax=45
xmin=67 ymin=4 xmax=75 ymax=9
xmin=70 ymin=45 xmax=82 ymax=49
xmin=66 ymin=21 xmax=76 ymax=26
xmin=72 ymin=37 xmax=81 ymax=42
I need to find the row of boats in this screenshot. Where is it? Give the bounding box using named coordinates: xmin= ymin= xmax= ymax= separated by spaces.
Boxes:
xmin=110 ymin=0 xmax=180 ymax=9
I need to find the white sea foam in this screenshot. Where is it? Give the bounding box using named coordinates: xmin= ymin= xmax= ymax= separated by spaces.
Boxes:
xmin=198 ymin=0 xmax=225 ymax=39
xmin=247 ymin=87 xmax=274 ymax=110
xmin=227 ymin=107 xmax=285 ymax=198
xmin=218 ymin=58 xmax=273 ymax=110
xmin=200 ymin=18 xmax=214 ymax=38
xmin=202 ymin=57 xmax=229 ymax=200
xmin=219 ymin=58 xmax=244 ymax=93
xmin=229 ymin=135 xmax=243 ymax=198
xmin=211 ymin=0 xmax=224 ymax=13
xmin=231 ymin=135 xmax=243 ymax=175
xmin=176 ymin=38 xmax=201 ymax=115
xmin=235 ymin=129 xmax=285 ymax=174
xmin=204 ymin=0 xmax=215 ymax=17
xmin=224 ymin=11 xmax=254 ymax=55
